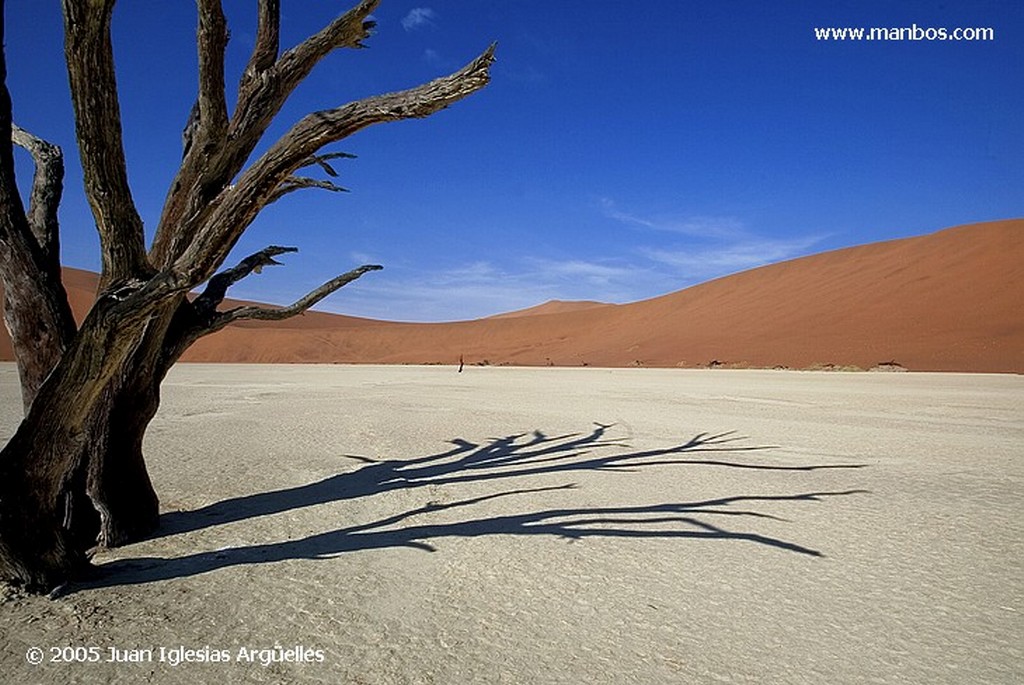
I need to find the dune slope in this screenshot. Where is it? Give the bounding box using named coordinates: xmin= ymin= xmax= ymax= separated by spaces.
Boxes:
xmin=2 ymin=219 xmax=1021 ymax=372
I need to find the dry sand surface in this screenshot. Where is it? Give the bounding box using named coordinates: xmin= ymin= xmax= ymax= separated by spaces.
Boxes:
xmin=1 ymin=363 xmax=1021 ymax=684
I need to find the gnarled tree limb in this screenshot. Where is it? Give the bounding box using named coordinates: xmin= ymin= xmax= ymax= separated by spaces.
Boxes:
xmin=174 ymin=43 xmax=496 ymax=286
xmin=298 ymin=151 xmax=357 ymax=177
xmin=195 ymin=0 xmax=229 ymax=144
xmin=231 ymin=0 xmax=379 ymax=143
xmin=267 ymin=176 xmax=349 ymax=204
xmin=178 ymin=245 xmax=381 ymax=342
xmin=11 ymin=125 xmax=63 ymax=264
xmin=0 ymin=47 xmax=76 ymax=410
xmin=151 ymin=0 xmax=380 ymax=268
xmin=216 ymin=263 xmax=382 ymax=327
xmin=61 ymin=0 xmax=150 ymax=289
xmin=242 ymin=0 xmax=281 ymax=83
xmin=192 ymin=245 xmax=298 ymax=318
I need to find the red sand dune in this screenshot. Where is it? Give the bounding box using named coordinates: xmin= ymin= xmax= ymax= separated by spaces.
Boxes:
xmin=2 ymin=219 xmax=1022 ymax=372
xmin=487 ymin=300 xmax=612 ymax=319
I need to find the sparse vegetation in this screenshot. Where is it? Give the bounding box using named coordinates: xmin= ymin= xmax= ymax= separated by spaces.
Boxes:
xmin=805 ymin=363 xmax=865 ymax=372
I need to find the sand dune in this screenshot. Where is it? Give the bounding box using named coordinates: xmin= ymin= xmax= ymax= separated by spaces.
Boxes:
xmin=2 ymin=219 xmax=1022 ymax=372
xmin=486 ymin=299 xmax=613 ymax=319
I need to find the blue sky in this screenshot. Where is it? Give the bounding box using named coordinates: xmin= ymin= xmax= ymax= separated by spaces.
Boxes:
xmin=5 ymin=1 xmax=1022 ymax=321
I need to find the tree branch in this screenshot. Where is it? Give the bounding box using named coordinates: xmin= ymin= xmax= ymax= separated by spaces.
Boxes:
xmin=0 ymin=35 xmax=77 ymax=411
xmin=267 ymin=176 xmax=349 ymax=205
xmin=61 ymin=0 xmax=150 ymax=289
xmin=152 ymin=0 xmax=380 ymax=269
xmin=195 ymin=0 xmax=229 ymax=143
xmin=191 ymin=245 xmax=298 ymax=317
xmin=261 ymin=42 xmax=495 ymax=184
xmin=274 ymin=0 xmax=379 ymax=87
xmin=179 ymin=245 xmax=381 ymax=342
xmin=242 ymin=0 xmax=280 ymax=83
xmin=298 ymin=151 xmax=357 ymax=177
xmin=174 ymin=43 xmax=496 ymax=285
xmin=217 ymin=263 xmax=382 ymax=326
xmin=231 ymin=0 xmax=379 ymax=143
xmin=11 ymin=125 xmax=63 ymax=264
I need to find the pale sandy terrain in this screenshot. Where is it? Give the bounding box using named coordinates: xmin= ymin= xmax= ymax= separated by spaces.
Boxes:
xmin=1 ymin=363 xmax=1021 ymax=684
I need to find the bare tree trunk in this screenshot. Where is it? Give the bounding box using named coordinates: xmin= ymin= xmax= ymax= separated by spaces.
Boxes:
xmin=0 ymin=71 xmax=76 ymax=411
xmin=0 ymin=297 xmax=154 ymax=589
xmin=84 ymin=328 xmax=170 ymax=548
xmin=0 ymin=0 xmax=493 ymax=593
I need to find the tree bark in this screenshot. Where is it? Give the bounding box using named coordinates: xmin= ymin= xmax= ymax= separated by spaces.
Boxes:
xmin=61 ymin=0 xmax=151 ymax=290
xmin=0 ymin=296 xmax=155 ymax=590
xmin=0 ymin=51 xmax=77 ymax=411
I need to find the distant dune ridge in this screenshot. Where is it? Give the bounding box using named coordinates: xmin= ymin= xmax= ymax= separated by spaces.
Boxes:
xmin=1 ymin=219 xmax=1021 ymax=372
xmin=486 ymin=300 xmax=612 ymax=319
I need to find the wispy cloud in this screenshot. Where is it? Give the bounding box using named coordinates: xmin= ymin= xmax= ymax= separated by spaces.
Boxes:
xmin=349 ymin=251 xmax=377 ymax=265
xmin=602 ymin=198 xmax=828 ymax=282
xmin=252 ymin=203 xmax=829 ymax=323
xmin=527 ymin=258 xmax=634 ymax=284
xmin=640 ymin=235 xmax=825 ymax=281
xmin=503 ymin=64 xmax=547 ymax=84
xmin=326 ymin=256 xmax=660 ymax=322
xmin=401 ymin=7 xmax=436 ymax=32
xmin=599 ymin=198 xmax=745 ymax=239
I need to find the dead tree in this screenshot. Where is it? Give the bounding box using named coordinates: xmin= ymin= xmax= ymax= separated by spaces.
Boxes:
xmin=0 ymin=0 xmax=494 ymax=592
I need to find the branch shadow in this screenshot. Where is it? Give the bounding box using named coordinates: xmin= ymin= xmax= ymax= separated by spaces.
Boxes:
xmin=71 ymin=423 xmax=868 ymax=593
xmin=153 ymin=424 xmax=861 ymax=539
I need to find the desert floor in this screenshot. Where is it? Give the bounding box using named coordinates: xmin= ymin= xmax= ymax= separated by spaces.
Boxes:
xmin=1 ymin=364 xmax=1021 ymax=684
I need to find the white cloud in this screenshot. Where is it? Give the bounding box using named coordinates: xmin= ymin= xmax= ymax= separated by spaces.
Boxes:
xmin=526 ymin=258 xmax=634 ymax=285
xmin=440 ymin=260 xmax=500 ymax=282
xmin=245 ymin=233 xmax=824 ymax=323
xmin=602 ymin=198 xmax=828 ymax=283
xmin=401 ymin=7 xmax=436 ymax=32
xmin=349 ymin=251 xmax=377 ymax=265
xmin=290 ymin=201 xmax=830 ymax=322
xmin=640 ymin=235 xmax=825 ymax=281
xmin=324 ymin=257 xmax=659 ymax=322
xmin=599 ymin=198 xmax=745 ymax=239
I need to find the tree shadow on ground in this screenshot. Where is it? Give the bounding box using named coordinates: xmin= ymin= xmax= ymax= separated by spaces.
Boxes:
xmin=71 ymin=423 xmax=867 ymax=593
